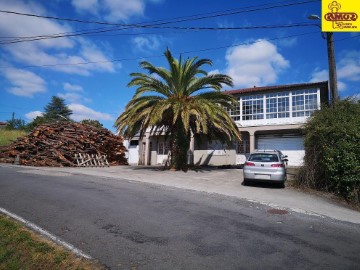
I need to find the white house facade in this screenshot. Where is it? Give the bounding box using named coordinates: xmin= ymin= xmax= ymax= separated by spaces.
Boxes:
xmin=125 ymin=81 xmax=329 ymax=167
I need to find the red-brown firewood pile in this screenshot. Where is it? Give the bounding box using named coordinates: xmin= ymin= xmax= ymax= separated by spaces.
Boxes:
xmin=0 ymin=122 xmax=128 ymax=167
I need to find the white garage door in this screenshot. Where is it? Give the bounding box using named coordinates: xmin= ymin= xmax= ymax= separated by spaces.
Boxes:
xmin=256 ymin=134 xmax=304 ymax=166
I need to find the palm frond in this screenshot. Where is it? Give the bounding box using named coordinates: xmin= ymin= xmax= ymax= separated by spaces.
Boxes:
xmin=115 ymin=48 xmax=241 ymax=145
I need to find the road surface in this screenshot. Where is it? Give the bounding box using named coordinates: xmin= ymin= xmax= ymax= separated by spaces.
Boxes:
xmin=0 ymin=166 xmax=359 ymax=269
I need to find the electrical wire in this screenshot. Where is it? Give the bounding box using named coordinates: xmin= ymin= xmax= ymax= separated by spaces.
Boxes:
xmin=0 ymin=0 xmax=320 ymax=45
xmin=335 ymin=34 xmax=360 ymax=42
xmin=0 ymin=31 xmax=318 ymax=69
xmin=0 ymin=0 xmax=319 ymax=27
xmin=0 ymin=22 xmax=318 ymax=45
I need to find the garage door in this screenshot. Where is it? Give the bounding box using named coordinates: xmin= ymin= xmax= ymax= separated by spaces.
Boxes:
xmin=256 ymin=134 xmax=304 ymax=166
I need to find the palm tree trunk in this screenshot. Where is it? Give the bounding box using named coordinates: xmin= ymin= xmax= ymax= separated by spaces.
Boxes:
xmin=170 ymin=121 xmax=190 ymax=171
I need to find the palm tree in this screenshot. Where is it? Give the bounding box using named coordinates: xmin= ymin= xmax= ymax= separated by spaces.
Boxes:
xmin=115 ymin=49 xmax=241 ymax=170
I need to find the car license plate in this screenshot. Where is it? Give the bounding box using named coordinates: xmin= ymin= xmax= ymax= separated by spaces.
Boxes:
xmin=255 ymin=174 xmax=271 ymax=180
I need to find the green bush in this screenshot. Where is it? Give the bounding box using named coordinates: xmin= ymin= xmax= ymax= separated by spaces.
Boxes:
xmin=296 ymin=99 xmax=360 ymax=204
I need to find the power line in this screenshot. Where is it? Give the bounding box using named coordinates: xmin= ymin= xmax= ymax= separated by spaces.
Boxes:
xmin=180 ymin=32 xmax=318 ymax=55
xmin=0 ymin=0 xmax=320 ymax=45
xmin=0 ymin=0 xmax=319 ymax=27
xmin=0 ymin=31 xmax=318 ymax=69
xmin=0 ymin=22 xmax=317 ymax=45
xmin=335 ymin=34 xmax=360 ymax=42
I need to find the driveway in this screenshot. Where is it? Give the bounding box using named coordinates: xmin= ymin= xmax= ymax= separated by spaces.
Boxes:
xmin=1 ymin=164 xmax=359 ymax=224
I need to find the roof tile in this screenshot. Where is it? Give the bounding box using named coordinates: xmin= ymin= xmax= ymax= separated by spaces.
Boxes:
xmin=224 ymin=81 xmax=328 ymax=95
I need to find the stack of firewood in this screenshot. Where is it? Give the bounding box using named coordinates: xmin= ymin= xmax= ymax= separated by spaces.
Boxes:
xmin=0 ymin=122 xmax=128 ymax=167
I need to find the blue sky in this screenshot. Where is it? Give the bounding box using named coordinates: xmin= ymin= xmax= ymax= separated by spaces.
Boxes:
xmin=0 ymin=0 xmax=359 ymax=131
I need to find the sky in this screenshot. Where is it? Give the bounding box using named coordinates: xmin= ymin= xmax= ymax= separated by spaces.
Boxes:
xmin=0 ymin=0 xmax=359 ymax=132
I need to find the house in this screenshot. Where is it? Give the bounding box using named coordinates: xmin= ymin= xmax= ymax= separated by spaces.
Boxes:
xmin=126 ymin=81 xmax=329 ymax=167
xmin=0 ymin=122 xmax=7 ymax=129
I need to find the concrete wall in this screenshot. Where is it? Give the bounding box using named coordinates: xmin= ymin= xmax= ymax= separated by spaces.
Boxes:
xmin=194 ymin=149 xmax=236 ymax=166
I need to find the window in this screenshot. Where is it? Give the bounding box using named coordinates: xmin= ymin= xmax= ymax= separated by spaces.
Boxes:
xmin=236 ymin=133 xmax=250 ymax=154
xmin=225 ymin=88 xmax=318 ymax=121
xmin=129 ymin=140 xmax=139 ymax=146
xmin=242 ymin=95 xmax=264 ymax=120
xmin=226 ymin=97 xmax=240 ymax=121
xmin=292 ymin=89 xmax=318 ymax=117
xmin=249 ymin=153 xmax=279 ymax=162
xmin=158 ymin=141 xmax=170 ymax=155
xmin=266 ymin=93 xmax=290 ymax=119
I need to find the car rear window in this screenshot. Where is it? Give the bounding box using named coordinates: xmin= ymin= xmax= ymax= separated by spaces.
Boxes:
xmin=249 ymin=153 xmax=279 ymax=162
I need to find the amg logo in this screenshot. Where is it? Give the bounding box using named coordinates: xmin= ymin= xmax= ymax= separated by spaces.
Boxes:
xmin=325 ymin=12 xmax=358 ymax=21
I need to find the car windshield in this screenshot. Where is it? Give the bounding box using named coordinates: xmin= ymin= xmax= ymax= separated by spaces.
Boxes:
xmin=249 ymin=153 xmax=279 ymax=162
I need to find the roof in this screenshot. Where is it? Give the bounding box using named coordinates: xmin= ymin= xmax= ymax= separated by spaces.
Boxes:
xmin=224 ymin=81 xmax=328 ymax=95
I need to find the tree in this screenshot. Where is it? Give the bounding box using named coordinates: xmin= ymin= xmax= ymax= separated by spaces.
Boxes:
xmin=25 ymin=116 xmax=48 ymax=131
xmin=25 ymin=96 xmax=72 ymax=131
xmin=115 ymin=49 xmax=241 ymax=171
xmin=43 ymin=96 xmax=72 ymax=122
xmin=6 ymin=118 xmax=26 ymax=130
xmin=297 ymin=99 xmax=360 ymax=204
xmin=80 ymin=119 xmax=103 ymax=128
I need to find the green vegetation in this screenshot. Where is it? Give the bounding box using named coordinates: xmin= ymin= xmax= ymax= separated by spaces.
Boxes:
xmin=43 ymin=96 xmax=72 ymax=121
xmin=296 ymin=99 xmax=360 ymax=205
xmin=0 ymin=215 xmax=105 ymax=270
xmin=115 ymin=49 xmax=240 ymax=171
xmin=80 ymin=119 xmax=103 ymax=128
xmin=5 ymin=119 xmax=26 ymax=130
xmin=26 ymin=96 xmax=73 ymax=131
xmin=0 ymin=129 xmax=27 ymax=146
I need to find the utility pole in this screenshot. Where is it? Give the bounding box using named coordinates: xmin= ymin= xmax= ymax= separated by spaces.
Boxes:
xmin=326 ymin=32 xmax=339 ymax=105
xmin=308 ymin=15 xmax=339 ymax=106
xmin=11 ymin=112 xmax=15 ymax=128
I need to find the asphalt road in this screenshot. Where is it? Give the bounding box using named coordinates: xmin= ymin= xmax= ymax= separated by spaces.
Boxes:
xmin=1 ymin=166 xmax=360 ymax=270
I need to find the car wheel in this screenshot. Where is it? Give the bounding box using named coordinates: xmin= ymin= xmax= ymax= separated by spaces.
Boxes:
xmin=243 ymin=179 xmax=249 ymax=186
xmin=278 ymin=181 xmax=285 ymax=189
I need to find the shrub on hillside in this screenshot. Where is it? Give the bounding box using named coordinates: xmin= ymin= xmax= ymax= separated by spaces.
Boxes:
xmin=296 ymin=99 xmax=360 ymax=204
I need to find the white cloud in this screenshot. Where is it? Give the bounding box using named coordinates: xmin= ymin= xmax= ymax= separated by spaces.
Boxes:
xmin=79 ymin=40 xmax=115 ymax=73
xmin=222 ymin=39 xmax=290 ymax=88
xmin=309 ymin=69 xmax=328 ymax=82
xmin=132 ymin=36 xmax=161 ymax=52
xmin=68 ymin=104 xmax=113 ymax=121
xmin=351 ymin=93 xmax=360 ymax=101
xmin=0 ymin=1 xmax=73 ymax=49
xmin=71 ymin=0 xmax=161 ymax=22
xmin=0 ymin=0 xmax=115 ymax=76
xmin=2 ymin=67 xmax=47 ymax=97
xmin=104 ymin=0 xmax=145 ymax=21
xmin=309 ymin=68 xmax=346 ymax=91
xmin=60 ymin=83 xmax=91 ymax=103
xmin=71 ymin=0 xmax=99 ymax=15
xmin=208 ymin=69 xmax=221 ymax=75
xmin=6 ymin=41 xmax=115 ymax=76
xmin=58 ymin=92 xmax=91 ymax=103
xmin=337 ymin=81 xmax=347 ymax=91
xmin=338 ymin=51 xmax=360 ymax=81
xmin=277 ymin=37 xmax=298 ymax=48
xmin=309 ymin=50 xmax=360 ymax=91
xmin=25 ymin=111 xmax=43 ymax=120
xmin=63 ymin=83 xmax=83 ymax=92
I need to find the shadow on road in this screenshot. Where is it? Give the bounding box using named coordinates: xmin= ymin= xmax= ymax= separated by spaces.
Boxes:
xmin=128 ymin=165 xmax=244 ymax=173
xmin=242 ymin=181 xmax=285 ymax=189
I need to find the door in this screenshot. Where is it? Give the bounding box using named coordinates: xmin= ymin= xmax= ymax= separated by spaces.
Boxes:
xmin=256 ymin=134 xmax=304 ymax=166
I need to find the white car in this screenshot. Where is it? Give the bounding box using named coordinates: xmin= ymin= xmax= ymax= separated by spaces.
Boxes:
xmin=243 ymin=150 xmax=288 ymax=188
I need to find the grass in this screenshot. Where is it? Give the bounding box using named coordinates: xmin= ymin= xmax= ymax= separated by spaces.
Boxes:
xmin=0 ymin=215 xmax=106 ymax=270
xmin=0 ymin=129 xmax=27 ymax=146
